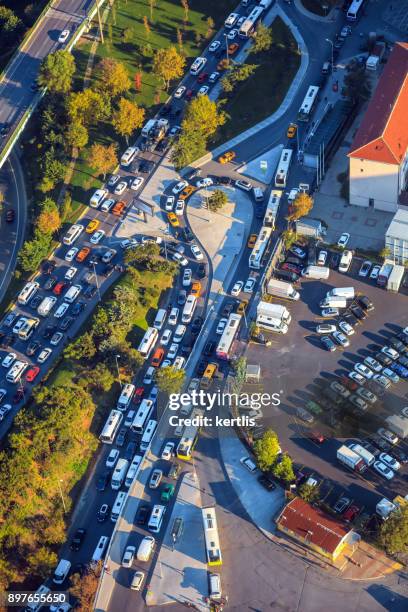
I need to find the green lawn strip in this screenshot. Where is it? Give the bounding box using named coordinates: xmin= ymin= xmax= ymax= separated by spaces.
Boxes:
xmin=214 ymin=17 xmax=301 ymax=144
xmin=300 ymin=0 xmax=338 ymax=17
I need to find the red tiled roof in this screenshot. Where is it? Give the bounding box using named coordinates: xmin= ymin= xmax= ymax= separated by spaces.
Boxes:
xmin=348 ymin=42 xmax=408 ymax=164
xmin=277 ymin=497 xmax=349 ymax=554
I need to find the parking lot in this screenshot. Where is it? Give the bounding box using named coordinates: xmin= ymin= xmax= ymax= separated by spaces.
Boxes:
xmin=244 ymin=256 xmax=408 ymax=518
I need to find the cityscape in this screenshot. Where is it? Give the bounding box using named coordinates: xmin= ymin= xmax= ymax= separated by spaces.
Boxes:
xmin=0 ymin=0 xmax=408 ymax=611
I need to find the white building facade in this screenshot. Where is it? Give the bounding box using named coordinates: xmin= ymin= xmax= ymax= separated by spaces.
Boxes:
xmin=385 ymin=209 xmax=408 ymax=265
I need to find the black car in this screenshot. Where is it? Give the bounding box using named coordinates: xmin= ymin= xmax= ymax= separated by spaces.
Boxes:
xmin=219 ymin=176 xmax=232 ymax=185
xmin=116 ymin=427 xmax=127 ymax=447
xmin=30 ymin=295 xmax=43 ymax=310
xmin=274 ymin=269 xmax=298 ymax=283
xmin=359 ymin=440 xmax=380 ymax=457
xmin=159 ymin=104 xmax=172 ymax=116
xmin=222 ymin=302 xmax=234 ymax=318
xmin=258 ymin=474 xmax=276 ymax=491
xmin=60 ymin=316 xmax=74 ymax=331
xmin=2 ymin=312 xmax=16 ymax=328
xmin=41 ymin=260 xmax=56 ymax=274
xmin=182 ymin=227 xmax=194 ymax=242
xmin=44 ymin=275 xmax=58 ymax=291
xmin=375 ymin=352 xmax=392 ymax=366
xmin=285 ymin=256 xmax=303 ymax=266
xmin=368 ymin=436 xmax=392 ymax=454
xmin=101 ymin=263 xmax=115 ymax=277
xmin=155 ymin=138 xmax=168 ymax=152
xmin=43 ymin=325 xmax=56 ymax=339
xmin=26 ymin=340 xmax=41 ymax=356
xmin=330 ymin=252 xmax=340 ymax=268
xmin=83 ymin=284 xmax=97 ymax=299
xmin=97 ymin=503 xmax=110 ymax=523
xmin=397 ymin=332 xmax=408 ymax=346
xmin=177 ymin=290 xmax=187 ymax=306
xmin=204 ymin=340 xmax=216 ymax=356
xmin=71 ymin=301 xmax=85 ymax=316
xmin=70 ymin=528 xmax=86 ymax=551
xmin=136 ymin=504 xmax=151 ymax=525
xmin=96 ymin=470 xmax=111 ymax=492
xmin=357 ymin=295 xmax=374 ymax=312
xmin=124 ymin=441 xmax=137 ymax=461
xmin=321 ymin=336 xmax=336 ymax=352
xmin=349 ymin=304 xmax=366 ymax=320
xmin=191 ymin=316 xmax=203 ymax=336
xmin=186 ymin=168 xmax=201 ymax=181
xmin=388 ymin=337 xmax=406 ymax=353
xmin=398 ymin=354 xmax=408 ymax=368
xmin=197 ymin=263 xmax=207 ymax=278
xmin=390 ymin=447 xmax=408 ymax=464
xmin=343 ymin=312 xmax=358 ymax=327
xmin=196 ymin=360 xmax=207 ymax=377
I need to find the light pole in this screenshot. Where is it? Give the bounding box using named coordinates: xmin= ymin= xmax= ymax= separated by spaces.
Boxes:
xmin=58 ymin=479 xmax=67 ymax=513
xmin=224 ymin=33 xmax=229 ymax=64
xmin=114 ymin=354 xmax=122 ymax=388
xmin=92 ymin=262 xmax=102 ymax=302
xmin=325 ymin=38 xmax=334 ymax=74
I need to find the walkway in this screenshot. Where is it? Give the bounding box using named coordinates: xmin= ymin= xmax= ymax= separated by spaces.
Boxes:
xmin=294 ymin=0 xmax=338 ymax=22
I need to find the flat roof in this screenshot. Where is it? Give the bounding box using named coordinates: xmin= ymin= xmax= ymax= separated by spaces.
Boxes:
xmin=386 ymin=208 xmax=408 ymax=240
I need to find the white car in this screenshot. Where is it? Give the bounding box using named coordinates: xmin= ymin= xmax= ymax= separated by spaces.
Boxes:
xmin=377 ymin=427 xmax=399 ymax=445
xmin=316 ymin=323 xmax=336 ymax=334
xmin=172 ymin=180 xmax=188 ymax=195
xmin=337 ymin=232 xmax=350 ymax=248
xmin=131 ymin=176 xmax=144 ymax=191
xmin=354 ymin=363 xmax=373 ymax=379
xmin=209 ymin=40 xmax=221 ymax=52
xmin=120 ymin=238 xmax=138 ymax=249
xmin=172 ymin=252 xmax=188 ymax=266
xmin=54 ymin=303 xmax=69 ymax=319
xmin=216 ymin=318 xmax=228 ymax=335
xmin=168 ymin=308 xmax=179 ymax=326
xmin=102 ymin=249 xmax=116 ymax=263
xmin=2 ymin=352 xmax=16 ymax=368
xmin=182 ymin=268 xmax=192 ymax=287
xmin=317 ymin=250 xmax=327 ymax=266
xmin=174 ymin=86 xmax=186 ymax=98
xmin=332 ymin=330 xmax=350 ymax=348
xmin=338 ymin=320 xmax=354 ymax=336
xmin=149 ymin=468 xmax=163 ymax=489
xmin=381 ymin=346 xmax=399 ymax=360
xmin=58 ymin=29 xmax=70 ymax=44
xmin=160 ymin=329 xmax=172 ymax=345
xmin=90 ymin=230 xmax=105 ymax=244
xmin=0 ymin=404 xmax=12 ymax=421
xmin=198 ymin=86 xmax=209 ymax=97
xmin=131 ymin=570 xmax=145 ymax=591
xmin=369 ymin=264 xmax=381 ymax=279
xmin=167 ymin=343 xmax=179 ymax=360
xmin=358 ymin=260 xmax=372 ymax=277
xmin=191 ymin=244 xmax=204 ymax=260
xmin=243 ymin=277 xmax=256 ymax=293
xmin=348 ymin=371 xmax=366 ymax=385
xmin=143 ymin=366 xmax=155 ymax=385
xmin=373 ymin=374 xmax=391 ymax=389
xmin=90 ymin=188 xmax=107 ymax=208
xmin=173 ymin=356 xmax=186 ymax=370
xmin=64 ymin=266 xmax=78 ymax=280
xmin=161 ymin=442 xmax=175 ymax=461
xmin=37 ymin=348 xmax=52 ymax=363
xmin=122 ymin=546 xmax=136 ymax=567
xmin=173 ymin=325 xmax=186 ymax=343
xmin=50 ymin=332 xmax=64 ymax=346
xmin=162 ymin=359 xmax=172 ymax=368
xmin=363 ymin=356 xmax=382 ymax=373
xmin=321 ymin=307 xmax=339 ymax=318
xmin=227 ymin=28 xmax=238 ymax=40
xmin=231 ymin=281 xmax=243 ymax=296
xmin=240 ymin=456 xmax=257 ymax=473
xmin=209 ymin=71 xmax=220 ymax=84
xmin=379 ymin=452 xmax=400 ymax=471
xmin=65 ymin=247 xmax=79 ymax=262
xmin=108 ymin=174 xmax=120 ymax=187
xmin=235 ymin=179 xmax=252 ymax=192
xmin=373 ymin=460 xmax=394 ymax=480
xmin=114 ymin=180 xmax=128 ymax=195
xmin=106 ymin=449 xmax=119 ymax=469
xmin=100 ymin=198 xmax=115 ymax=212
xmin=196 ymin=177 xmax=213 ymax=188
xmin=165 ymin=196 xmax=175 ymax=211
xmin=175 ymin=200 xmax=185 ymax=216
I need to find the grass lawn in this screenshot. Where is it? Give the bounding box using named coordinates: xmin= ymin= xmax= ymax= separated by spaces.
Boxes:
xmin=69 ymin=0 xmax=237 ymax=213
xmin=301 ymin=0 xmax=338 ymax=16
xmin=214 ymin=17 xmax=301 ymax=144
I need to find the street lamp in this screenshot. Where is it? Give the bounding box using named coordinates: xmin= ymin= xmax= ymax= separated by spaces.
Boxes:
xmin=58 ymin=479 xmax=67 ymax=513
xmin=114 ymin=354 xmax=122 ymax=388
xmin=223 ymin=33 xmax=229 ymax=64
xmin=92 ymin=261 xmax=102 ymax=302
xmin=325 ymin=38 xmax=334 ymax=74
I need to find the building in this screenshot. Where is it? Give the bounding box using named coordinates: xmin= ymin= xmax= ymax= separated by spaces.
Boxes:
xmin=348 ymin=42 xmax=408 ymax=212
xmin=276 ymin=497 xmax=357 ymax=562
xmin=385 ymin=208 xmax=408 ymax=264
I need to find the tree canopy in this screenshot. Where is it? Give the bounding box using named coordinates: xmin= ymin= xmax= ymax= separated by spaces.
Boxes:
xmin=97 ymin=58 xmax=131 ymax=97
xmin=155 ymin=366 xmax=186 ymax=395
xmin=152 ymin=46 xmax=186 ymax=90
xmin=88 ymin=143 xmax=118 ymax=179
xmin=253 ymin=429 xmax=281 ymax=471
xmin=112 ymin=98 xmax=145 ymax=143
xmin=38 ymin=50 xmax=75 ymax=94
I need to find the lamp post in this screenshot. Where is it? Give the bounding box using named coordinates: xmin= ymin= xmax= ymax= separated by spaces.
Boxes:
xmin=224 ymin=33 xmax=229 ymax=64
xmin=325 ymin=38 xmax=334 ymax=74
xmin=92 ymin=261 xmax=102 ymax=302
xmin=58 ymin=479 xmax=67 ymax=513
xmin=114 ymin=354 xmax=122 ymax=388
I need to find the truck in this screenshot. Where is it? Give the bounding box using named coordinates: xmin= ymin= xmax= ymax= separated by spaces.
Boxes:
xmin=385 ymin=414 xmax=408 ymax=439
xmin=141 ymin=119 xmax=157 ymax=139
xmin=336 ymin=445 xmax=366 ymax=473
xmin=256 ymin=301 xmax=291 ymax=324
xmin=295 ymin=218 xmax=324 ymax=239
xmin=387 ymin=264 xmax=405 ymax=292
xmin=327 ymin=287 xmax=355 ymax=299
xmin=348 ymin=443 xmax=375 ymax=466
xmin=377 ymin=259 xmax=394 ymax=287
xmin=266 ymin=279 xmax=300 ymax=301
xmin=142 ymin=118 xmax=169 ymax=142
xmin=302 ymin=265 xmax=330 ymax=280
xmin=256 ymin=315 xmax=288 ymax=334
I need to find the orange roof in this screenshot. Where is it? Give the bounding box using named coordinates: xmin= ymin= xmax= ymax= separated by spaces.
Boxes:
xmin=276 ymin=497 xmax=349 ymax=554
xmin=348 ymin=42 xmax=408 ymax=165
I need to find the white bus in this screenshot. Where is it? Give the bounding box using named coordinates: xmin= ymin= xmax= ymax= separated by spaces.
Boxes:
xmin=138 ymin=327 xmax=159 ymax=359
xmin=91 ymin=535 xmax=110 ymax=567
xmin=6 ymin=360 xmax=28 ymax=383
xmin=274 ymin=148 xmax=293 ymax=188
xmin=18 ymin=281 xmax=39 ymax=306
xmin=297 ymin=85 xmax=319 ymax=122
xmin=125 ymin=454 xmax=143 ymax=487
xmin=264 ymin=189 xmax=282 ymax=228
xmin=111 ymin=491 xmax=127 ymax=522
xmin=18 ymin=317 xmax=40 ymax=341
xmin=202 ymin=507 xmax=222 ymax=566
xmin=249 ymin=226 xmax=272 ymax=269
xmin=140 ymin=419 xmax=157 ymax=451
xmin=347 ymin=0 xmax=364 ymax=20
xmin=63 ymin=223 xmax=84 ymax=246
xmin=148 ymin=504 xmax=166 ymax=533
xmin=99 ymin=409 xmax=123 ymax=444
xmin=182 ymin=295 xmax=197 ymax=324
xmin=131 ymin=399 xmax=154 ymax=434
xmin=190 ymin=57 xmax=207 ymax=76
xmin=117 ymin=383 xmax=135 ymax=411
xmin=177 ymin=408 xmax=204 ymax=460
xmin=239 ymin=6 xmax=264 ymax=37
xmin=216 ymin=314 xmax=242 ymax=360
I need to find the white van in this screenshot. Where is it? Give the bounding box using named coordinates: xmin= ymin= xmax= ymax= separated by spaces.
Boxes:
xmin=121 ymin=146 xmax=139 ymax=167
xmin=143 ymin=366 xmax=155 ymax=385
xmin=319 ymin=297 xmax=347 ymax=309
xmin=153 ymin=308 xmax=167 ymax=330
xmin=339 ymin=250 xmax=353 ymax=273
xmin=302 ymin=265 xmax=330 ymax=280
xmin=125 ymin=454 xmax=143 ymax=487
xmin=253 ymin=187 xmax=264 ymax=202
xmin=209 ymin=572 xmax=222 ymax=600
xmin=91 ymin=535 xmax=109 ymax=566
xmin=111 ymin=491 xmax=127 ymax=522
xmin=6 ymin=360 xmax=28 ymax=383
xmin=24 ymin=585 xmax=50 ymax=612
xmin=117 ymin=383 xmax=135 ymax=411
xmin=137 ymin=536 xmax=155 ymax=561
xmin=90 ymin=189 xmax=107 ymax=208
xmin=326 ymin=287 xmax=355 ymax=299
xmin=321 ymin=61 xmax=331 ymax=74
xmin=53 ymin=559 xmax=71 ymax=584
xmin=111 ymin=458 xmax=129 ymax=490
xmin=64 ymin=284 xmax=82 ymax=303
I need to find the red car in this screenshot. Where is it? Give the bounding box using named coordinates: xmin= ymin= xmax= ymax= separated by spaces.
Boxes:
xmin=197 ymin=72 xmax=208 ymax=83
xmin=185 ymin=89 xmax=194 ymax=100
xmin=53 ymin=281 xmax=67 ymax=295
xmin=281 ymin=262 xmax=302 ymax=275
xmin=308 ymin=431 xmax=325 ymax=444
xmin=343 ymin=504 xmax=360 ymax=523
xmin=26 ymin=366 xmax=40 ymax=383
xmin=133 ymin=387 xmax=145 ymax=404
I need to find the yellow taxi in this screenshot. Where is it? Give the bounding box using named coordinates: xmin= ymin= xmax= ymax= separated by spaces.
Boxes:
xmin=218 ymin=150 xmax=236 ymax=164
xmin=167 ymin=212 xmax=179 ymax=227
xmin=237 ymin=300 xmax=248 ymax=315
xmin=86 ymin=218 xmax=100 ymax=234
xmin=228 ymin=43 xmax=239 ymax=55
xmin=190 ymin=282 xmax=202 ymax=297
xmin=247 ymin=234 xmax=257 ymax=248
xmin=179 ymin=185 xmax=195 ymax=200
xmin=287 ymin=123 xmax=297 ymax=138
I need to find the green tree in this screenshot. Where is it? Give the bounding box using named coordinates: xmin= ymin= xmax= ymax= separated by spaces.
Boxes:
xmin=252 ymin=22 xmax=272 ymax=53
xmin=379 ymin=506 xmax=408 ymax=554
xmin=221 ymin=64 xmax=257 ymax=94
xmin=18 ymin=229 xmax=52 ymax=272
xmin=206 ymin=17 xmax=215 ymax=39
xmin=253 ymin=429 xmax=281 ymax=471
xmin=155 ymin=366 xmax=186 ymax=394
xmin=80 ymin=363 xmax=114 ymax=392
xmin=39 ymin=153 xmax=66 ymax=193
xmin=153 ymin=46 xmax=186 ymax=90
xmin=208 ymin=189 xmax=228 ymax=212
xmin=287 ymin=192 xmax=314 ymax=222
xmin=272 ymin=455 xmax=295 ymax=483
xmin=97 ymin=58 xmax=131 ymax=97
xmin=343 ymin=62 xmax=371 ymax=104
xmin=60 ymin=192 xmax=72 ymax=222
xmin=66 ymin=121 xmax=89 ymax=149
xmin=184 ymin=95 xmax=226 ymax=140
xmin=379 ymin=246 xmax=391 ymax=260
xmin=122 ymin=27 xmax=134 ymax=44
xmin=298 ymin=482 xmax=320 ymax=504
xmin=124 ymin=242 xmax=160 ymax=268
xmin=38 ymin=50 xmax=75 ymax=94
xmin=27 ymin=548 xmax=58 ymax=579
xmin=68 ymin=89 xmax=110 ymax=126
xmin=64 ymin=332 xmax=97 ymax=360
xmin=88 ymin=143 xmax=118 ymax=179
xmin=36 ymin=197 xmax=61 ymax=234
xmin=112 ymin=98 xmax=145 ymax=143
xmin=0 ymin=6 xmax=22 ymax=50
